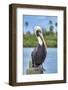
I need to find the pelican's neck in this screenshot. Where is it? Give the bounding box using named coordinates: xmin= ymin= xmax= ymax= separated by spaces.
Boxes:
xmin=37 ymin=36 xmax=43 ymax=46
xmin=37 ymin=33 xmax=47 ymax=48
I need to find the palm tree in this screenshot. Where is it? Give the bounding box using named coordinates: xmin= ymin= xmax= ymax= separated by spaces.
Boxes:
xmin=25 ymin=21 xmax=29 ymax=34
xmin=27 ymin=31 xmax=31 ymax=35
xmin=50 ymin=25 xmax=54 ymax=32
xmin=25 ymin=21 xmax=29 ymax=27
xmin=49 ymin=20 xmax=54 ymax=32
xmin=49 ymin=20 xmax=52 ymax=25
xmin=55 ymin=22 xmax=57 ymax=27
xmin=55 ymin=22 xmax=57 ymax=32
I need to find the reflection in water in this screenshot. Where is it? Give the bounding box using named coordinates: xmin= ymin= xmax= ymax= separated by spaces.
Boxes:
xmin=23 ymin=48 xmax=57 ymax=74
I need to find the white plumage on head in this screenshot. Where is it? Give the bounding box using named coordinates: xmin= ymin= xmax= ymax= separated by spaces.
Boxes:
xmin=34 ymin=26 xmax=42 ymax=35
xmin=34 ymin=26 xmax=43 ymax=45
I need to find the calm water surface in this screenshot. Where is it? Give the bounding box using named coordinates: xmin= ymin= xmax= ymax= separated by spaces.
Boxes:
xmin=23 ymin=48 xmax=57 ymax=74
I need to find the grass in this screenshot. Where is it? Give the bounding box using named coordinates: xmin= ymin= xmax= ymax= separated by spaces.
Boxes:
xmin=23 ymin=32 xmax=57 ymax=47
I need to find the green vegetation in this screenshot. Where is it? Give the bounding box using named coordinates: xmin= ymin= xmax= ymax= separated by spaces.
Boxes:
xmin=23 ymin=31 xmax=57 ymax=47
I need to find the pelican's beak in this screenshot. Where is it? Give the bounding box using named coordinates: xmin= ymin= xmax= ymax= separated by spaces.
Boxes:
xmin=39 ymin=32 xmax=47 ymax=48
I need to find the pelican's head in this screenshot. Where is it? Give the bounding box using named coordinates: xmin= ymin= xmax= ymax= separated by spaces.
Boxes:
xmin=34 ymin=26 xmax=47 ymax=48
xmin=34 ymin=26 xmax=42 ymax=37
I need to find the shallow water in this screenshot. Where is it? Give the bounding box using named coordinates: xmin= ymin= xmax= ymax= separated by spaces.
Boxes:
xmin=23 ymin=48 xmax=57 ymax=74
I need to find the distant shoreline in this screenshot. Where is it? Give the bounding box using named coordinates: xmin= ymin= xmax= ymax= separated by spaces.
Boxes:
xmin=23 ymin=47 xmax=57 ymax=48
xmin=23 ymin=32 xmax=57 ymax=48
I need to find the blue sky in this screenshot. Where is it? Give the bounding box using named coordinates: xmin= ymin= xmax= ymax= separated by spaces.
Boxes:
xmin=23 ymin=15 xmax=57 ymax=33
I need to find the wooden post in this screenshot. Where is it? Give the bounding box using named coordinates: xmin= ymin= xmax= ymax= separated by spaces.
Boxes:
xmin=26 ymin=60 xmax=43 ymax=74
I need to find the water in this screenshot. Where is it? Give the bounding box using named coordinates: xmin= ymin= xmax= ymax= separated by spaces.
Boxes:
xmin=23 ymin=48 xmax=57 ymax=74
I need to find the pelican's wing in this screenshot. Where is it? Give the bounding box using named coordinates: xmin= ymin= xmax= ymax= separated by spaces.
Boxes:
xmin=31 ymin=47 xmax=37 ymax=57
xmin=31 ymin=47 xmax=38 ymax=67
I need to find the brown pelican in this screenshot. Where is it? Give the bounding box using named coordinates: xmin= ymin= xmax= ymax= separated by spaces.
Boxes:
xmin=31 ymin=26 xmax=47 ymax=68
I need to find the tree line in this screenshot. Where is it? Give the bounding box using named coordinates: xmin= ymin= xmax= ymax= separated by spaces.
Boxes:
xmin=24 ymin=20 xmax=58 ymax=35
